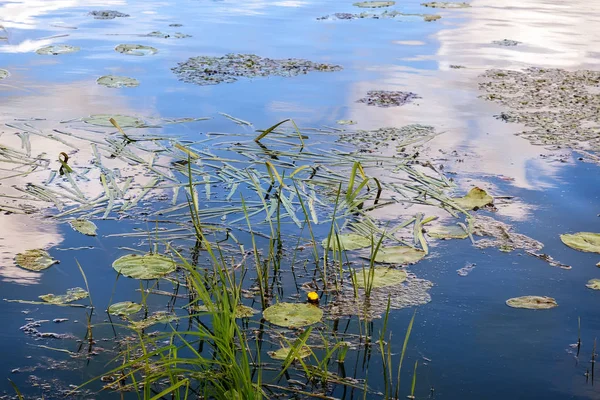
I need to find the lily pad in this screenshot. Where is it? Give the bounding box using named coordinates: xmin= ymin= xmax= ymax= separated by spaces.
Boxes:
xmin=586 ymin=279 xmax=600 ymax=290
xmin=506 ymin=296 xmax=558 ymax=310
xmin=235 ymin=305 xmax=258 ymax=318
xmin=15 ymin=249 xmax=59 ymax=271
xmin=263 ymin=303 xmax=323 ymax=328
xmin=451 ymin=187 xmax=493 ymax=210
xmin=427 ymin=224 xmax=469 ymax=239
xmin=129 ymin=311 xmax=175 ymax=330
xmin=322 ymin=234 xmax=372 ymax=251
xmin=89 ymin=10 xmax=129 ymax=19
xmin=39 ymin=287 xmax=89 ymax=304
xmin=108 ymin=301 xmax=143 ymax=316
xmin=97 ymin=75 xmax=140 ymax=88
xmin=269 ymin=345 xmax=311 ymax=360
xmin=372 ymin=246 xmax=426 ymax=264
xmin=82 ymin=114 xmax=144 ymax=128
xmin=69 ymin=219 xmax=97 ymax=236
xmin=112 ymin=253 xmax=177 ymax=279
xmin=421 ymin=2 xmax=470 ymax=8
xmin=36 ymin=45 xmax=80 ymax=55
xmin=560 ymin=232 xmax=600 ymax=253
xmin=115 ymin=44 xmax=158 ymax=56
xmin=0 ymin=69 xmax=8 ymax=80
xmin=354 ymin=267 xmax=407 ymax=288
xmin=353 ymin=1 xmax=395 ymax=8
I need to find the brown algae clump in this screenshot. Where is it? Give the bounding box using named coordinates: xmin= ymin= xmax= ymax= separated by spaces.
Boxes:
xmin=172 ymin=53 xmax=342 ymax=86
xmin=357 ymin=90 xmax=420 ymax=107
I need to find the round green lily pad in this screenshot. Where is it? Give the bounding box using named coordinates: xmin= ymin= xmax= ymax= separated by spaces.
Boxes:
xmin=560 ymin=232 xmax=600 ymax=253
xmin=112 ymin=253 xmax=177 ymax=279
xmin=108 ymin=301 xmax=143 ymax=316
xmin=353 ymin=1 xmax=395 ymax=7
xmin=15 ymin=249 xmax=59 ymax=271
xmin=0 ymin=69 xmax=8 ymax=80
xmin=36 ymin=45 xmax=80 ymax=55
xmin=427 ymin=224 xmax=469 ymax=239
xmin=322 ymin=234 xmax=372 ymax=251
xmin=372 ymin=246 xmax=426 ymax=264
xmin=506 ymin=296 xmax=558 ymax=310
xmin=115 ymin=44 xmax=158 ymax=56
xmin=39 ymin=287 xmax=88 ymax=304
xmin=69 ymin=219 xmax=97 ymax=236
xmin=129 ymin=311 xmax=175 ymax=330
xmin=236 ymin=305 xmax=258 ymax=318
xmin=586 ymin=279 xmax=600 ymax=290
xmin=82 ymin=114 xmax=144 ymax=128
xmin=263 ymin=303 xmax=323 ymax=328
xmin=269 ymin=345 xmax=311 ymax=360
xmin=451 ymin=187 xmax=493 ymax=210
xmin=97 ymin=75 xmax=140 ymax=88
xmin=354 ymin=267 xmax=407 ymax=288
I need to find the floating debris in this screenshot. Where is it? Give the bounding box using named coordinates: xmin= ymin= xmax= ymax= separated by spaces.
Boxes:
xmin=172 ymin=53 xmax=342 ymax=86
xmin=506 ymin=296 xmax=558 ymax=310
xmin=338 ymin=124 xmax=435 ymax=150
xmin=492 ymin=39 xmax=521 ymax=46
xmin=112 ymin=254 xmax=177 ymax=280
xmin=421 ymin=2 xmax=470 ymax=8
xmin=0 ymin=69 xmax=8 ymax=79
xmin=15 ymin=249 xmax=59 ymax=271
xmin=336 ymin=119 xmax=358 ymax=125
xmin=69 ymin=219 xmax=97 ymax=236
xmin=263 ymin=303 xmax=323 ymax=328
xmin=357 ymin=90 xmax=420 ymax=107
xmin=354 ymin=267 xmax=407 ymax=288
xmin=586 ymin=279 xmax=600 ymax=290
xmin=36 ymin=45 xmax=80 ymax=55
xmin=53 ymin=318 xmax=68 ymax=323
xmin=89 ymin=10 xmax=130 ymax=19
xmin=371 ymin=246 xmax=426 ymax=264
xmin=322 ymin=233 xmax=372 ymax=251
xmin=82 ymin=114 xmax=144 ymax=127
xmin=472 ymin=216 xmax=543 ymax=252
xmin=526 ymin=251 xmax=571 ymax=270
xmin=39 ymin=287 xmax=88 ymax=304
xmin=115 ymin=44 xmax=158 ymax=56
xmin=269 ymin=346 xmax=311 ymax=360
xmin=450 ymin=64 xmax=466 ymax=69
xmin=353 ymin=1 xmax=395 ymax=8
xmin=457 ymin=263 xmax=475 ymax=276
xmin=560 ymin=232 xmax=600 ymax=253
xmin=108 ymin=301 xmax=143 ymax=316
xmin=146 ymin=31 xmax=191 ymax=39
xmin=97 ymin=75 xmax=140 ymax=88
xmin=451 ymin=187 xmax=493 ymax=210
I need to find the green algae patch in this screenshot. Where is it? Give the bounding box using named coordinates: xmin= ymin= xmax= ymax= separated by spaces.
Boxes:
xmin=0 ymin=69 xmax=8 ymax=80
xmin=372 ymin=246 xmax=426 ymax=264
xmin=269 ymin=345 xmax=311 ymax=360
xmin=357 ymin=90 xmax=420 ymax=107
xmin=263 ymin=303 xmax=323 ymax=328
xmin=353 ymin=1 xmax=395 ymax=8
xmin=421 ymin=2 xmax=470 ymax=8
xmin=560 ymin=232 xmax=600 ymax=253
xmin=506 ymin=296 xmax=558 ymax=310
xmin=112 ymin=253 xmax=177 ymax=280
xmin=322 ymin=233 xmax=372 ymax=251
xmin=15 ymin=249 xmax=59 ymax=271
xmin=354 ymin=267 xmax=407 ymax=288
xmin=39 ymin=287 xmax=88 ymax=304
xmin=97 ymin=75 xmax=139 ymax=88
xmin=115 ymin=44 xmax=158 ymax=56
xmin=586 ymin=279 xmax=600 ymax=290
xmin=82 ymin=114 xmax=144 ymax=128
xmin=129 ymin=311 xmax=175 ymax=330
xmin=69 ymin=219 xmax=97 ymax=236
xmin=451 ymin=187 xmax=493 ymax=210
xmin=108 ymin=301 xmax=142 ymax=316
xmin=472 ymin=216 xmax=543 ymax=252
xmin=172 ymin=53 xmax=342 ymax=86
xmin=36 ymin=45 xmax=80 ymax=55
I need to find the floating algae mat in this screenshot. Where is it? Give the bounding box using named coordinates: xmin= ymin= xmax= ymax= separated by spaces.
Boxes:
xmin=15 ymin=249 xmax=59 ymax=271
xmin=39 ymin=287 xmax=88 ymax=304
xmin=36 ymin=45 xmax=80 ymax=55
xmin=586 ymin=279 xmax=600 ymax=290
xmin=69 ymin=219 xmax=97 ymax=236
xmin=172 ymin=53 xmax=342 ymax=86
xmin=0 ymin=69 xmax=8 ymax=80
xmin=353 ymin=267 xmax=408 ymax=288
xmin=112 ymin=253 xmax=177 ymax=280
xmin=82 ymin=114 xmax=144 ymax=127
xmin=97 ymin=75 xmax=140 ymax=88
xmin=146 ymin=31 xmax=191 ymax=39
xmin=560 ymin=232 xmax=600 ymax=253
xmin=506 ymin=296 xmax=558 ymax=310
xmin=108 ymin=301 xmax=143 ymax=316
xmin=317 ymin=11 xmax=439 ymax=21
xmin=263 ymin=303 xmax=323 ymax=328
xmin=421 ymin=2 xmax=470 ymax=8
xmin=480 ymin=67 xmax=600 ymax=156
xmin=89 ymin=10 xmax=129 ymax=19
xmin=129 ymin=311 xmax=176 ymax=330
xmin=472 ymin=215 xmax=543 ymax=252
xmin=338 ymin=124 xmax=435 ymax=150
xmin=357 ymin=90 xmax=420 ymax=107
xmin=115 ymin=44 xmax=158 ymax=56
xmin=492 ymin=39 xmax=521 ymax=46
xmin=353 ymin=1 xmax=395 ymax=8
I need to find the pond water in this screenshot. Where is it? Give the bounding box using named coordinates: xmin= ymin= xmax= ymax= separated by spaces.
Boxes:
xmin=1 ymin=0 xmax=599 ymax=399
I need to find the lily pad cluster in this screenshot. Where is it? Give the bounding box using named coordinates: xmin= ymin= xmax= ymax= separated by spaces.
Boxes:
xmin=172 ymin=53 xmax=342 ymax=86
xmin=89 ymin=10 xmax=130 ymax=19
xmin=112 ymin=253 xmax=177 ymax=279
xmin=15 ymin=249 xmax=59 ymax=271
xmin=337 ymin=124 xmax=435 ymax=150
xmin=479 ymin=67 xmax=600 ymax=155
xmin=36 ymin=45 xmax=80 ymax=55
xmin=506 ymin=296 xmax=558 ymax=310
xmin=357 ymin=90 xmax=420 ymax=107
